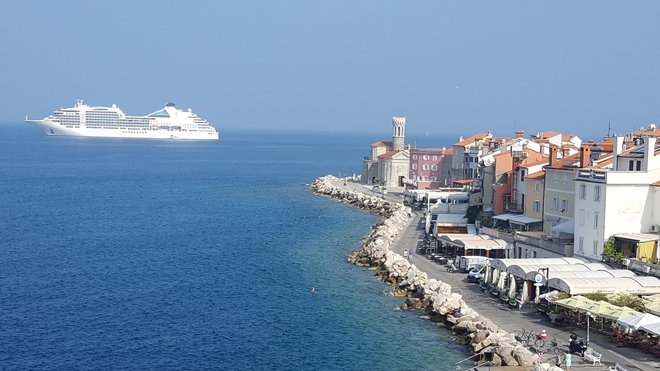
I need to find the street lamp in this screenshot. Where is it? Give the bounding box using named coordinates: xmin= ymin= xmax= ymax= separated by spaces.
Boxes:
xmin=586 ymin=311 xmax=592 ymax=347
xmin=538 ymin=267 xmax=550 ymax=293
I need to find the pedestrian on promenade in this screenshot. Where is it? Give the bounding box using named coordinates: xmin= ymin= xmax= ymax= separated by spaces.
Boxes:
xmin=403 ymin=249 xmax=408 ymax=260
xmin=408 ymin=249 xmax=413 ymax=260
xmin=565 ymin=353 xmax=571 ymax=371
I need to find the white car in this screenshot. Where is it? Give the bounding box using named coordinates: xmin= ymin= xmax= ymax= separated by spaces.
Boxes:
xmin=466 ymin=266 xmax=484 ymax=282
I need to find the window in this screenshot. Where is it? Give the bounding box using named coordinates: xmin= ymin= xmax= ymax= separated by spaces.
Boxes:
xmin=432 ymin=156 xmax=438 ymax=161
xmin=578 ymin=236 xmax=584 ymax=254
xmin=594 ymin=212 xmax=599 ymax=228
xmin=636 ymin=160 xmax=641 ymax=171
xmin=423 ymin=155 xmax=430 ymax=160
xmin=535 ymin=182 xmax=541 ymax=192
xmin=579 ymin=184 xmax=586 ymax=199
xmin=561 ymin=199 xmax=567 ymax=213
xmin=412 ymin=154 xmax=418 ymax=160
xmin=593 ymin=240 xmax=599 ymax=256
xmin=533 ymin=200 xmax=540 ymax=212
xmin=431 ymin=164 xmax=437 ymax=171
xmin=579 ymin=209 xmax=585 ymax=226
xmin=594 ymin=185 xmax=601 ymax=201
xmin=431 ymin=176 xmax=437 ymax=181
xmin=629 ymin=160 xmax=634 ymax=171
xmin=422 ymin=164 xmax=429 ymax=171
xmin=412 ymin=164 xmax=417 ymax=170
xmin=533 ymin=251 xmax=537 ymax=258
xmin=552 ymin=197 xmax=558 ymax=210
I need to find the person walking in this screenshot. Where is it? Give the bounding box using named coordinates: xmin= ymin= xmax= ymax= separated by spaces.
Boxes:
xmin=403 ymin=249 xmax=408 ymax=260
xmin=408 ymin=249 xmax=413 ymax=261
xmin=565 ymin=353 xmax=571 ymax=371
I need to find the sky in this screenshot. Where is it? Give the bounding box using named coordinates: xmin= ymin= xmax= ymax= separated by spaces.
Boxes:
xmin=2 ymin=1 xmax=660 ymax=141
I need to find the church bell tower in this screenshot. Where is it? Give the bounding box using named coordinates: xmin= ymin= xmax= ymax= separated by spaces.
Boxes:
xmin=392 ymin=116 xmax=406 ymax=151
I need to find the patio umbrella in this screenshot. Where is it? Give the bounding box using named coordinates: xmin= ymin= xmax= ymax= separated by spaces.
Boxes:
xmin=599 ymin=306 xmax=641 ymax=321
xmin=617 ymin=313 xmax=660 ymax=330
xmin=583 ymin=300 xmax=619 ymax=319
xmin=644 ymin=298 xmax=660 ymax=316
xmin=640 ymin=322 xmax=660 ymax=336
xmin=555 ymin=295 xmax=598 ymax=311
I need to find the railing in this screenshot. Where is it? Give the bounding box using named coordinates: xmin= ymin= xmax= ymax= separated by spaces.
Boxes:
xmin=480 ymin=227 xmax=570 ymax=256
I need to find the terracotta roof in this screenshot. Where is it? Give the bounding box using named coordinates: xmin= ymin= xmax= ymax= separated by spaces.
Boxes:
xmin=537 ymin=131 xmax=560 ymax=138
xmin=378 ymin=150 xmax=401 ymax=159
xmin=443 ymin=148 xmax=454 ymax=155
xmin=592 ymin=157 xmax=613 ymax=169
xmin=521 ymin=158 xmax=549 ymax=168
xmin=525 ymin=171 xmax=545 ymax=180
xmin=454 ymin=179 xmax=473 ymax=185
xmin=454 ymin=133 xmax=489 ymax=147
xmin=410 ymin=148 xmax=445 ymax=154
xmin=633 ymin=128 xmax=660 ymax=137
xmin=371 ymin=141 xmax=392 ymax=147
xmin=562 ymin=134 xmax=576 ymax=141
xmin=652 ymin=180 xmax=660 ymax=187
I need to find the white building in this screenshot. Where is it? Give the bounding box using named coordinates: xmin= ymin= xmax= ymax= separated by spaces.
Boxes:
xmin=574 ymin=136 xmax=660 ymax=260
xmin=361 ymin=117 xmax=409 ymax=187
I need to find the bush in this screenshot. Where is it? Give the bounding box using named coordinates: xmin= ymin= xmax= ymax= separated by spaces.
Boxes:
xmin=609 ymin=293 xmax=646 ymax=312
xmin=584 ymin=292 xmax=608 ymax=302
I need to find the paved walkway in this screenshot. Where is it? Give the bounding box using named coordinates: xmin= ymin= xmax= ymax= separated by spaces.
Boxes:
xmin=329 ymin=180 xmax=658 ymax=370
xmin=393 ymin=210 xmax=658 ymax=371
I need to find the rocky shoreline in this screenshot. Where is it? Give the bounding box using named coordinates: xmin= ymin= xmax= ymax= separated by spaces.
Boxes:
xmin=310 ymin=176 xmax=559 ymax=370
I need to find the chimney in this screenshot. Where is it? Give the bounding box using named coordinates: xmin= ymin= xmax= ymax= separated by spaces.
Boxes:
xmin=579 ymin=145 xmax=592 ymax=168
xmin=515 ymin=130 xmax=525 ymax=139
xmin=549 ymin=146 xmax=558 ymax=167
xmin=613 ymin=136 xmax=624 ymax=170
xmin=644 ymin=136 xmax=657 ymax=171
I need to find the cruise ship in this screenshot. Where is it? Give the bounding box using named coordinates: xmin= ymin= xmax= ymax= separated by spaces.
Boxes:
xmin=26 ymin=100 xmax=220 ymax=140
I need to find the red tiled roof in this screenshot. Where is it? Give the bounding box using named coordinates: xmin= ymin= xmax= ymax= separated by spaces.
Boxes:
xmin=454 ymin=133 xmax=489 ymax=147
xmin=652 ymin=180 xmax=660 ymax=187
xmin=454 ymin=179 xmax=473 ymax=185
xmin=410 ymin=148 xmax=445 ymax=154
xmin=538 ymin=131 xmax=560 ymax=138
xmin=562 ymin=134 xmax=576 ymax=141
xmin=378 ymin=150 xmax=401 ymax=159
xmin=371 ymin=141 xmax=393 ymax=147
xmin=521 ymin=158 xmax=549 ymax=168
xmin=525 ymin=171 xmax=545 ymax=180
xmin=444 ymin=148 xmax=454 ymax=155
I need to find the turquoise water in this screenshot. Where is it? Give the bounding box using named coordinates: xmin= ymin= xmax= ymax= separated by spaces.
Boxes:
xmin=0 ymin=124 xmax=467 ymax=370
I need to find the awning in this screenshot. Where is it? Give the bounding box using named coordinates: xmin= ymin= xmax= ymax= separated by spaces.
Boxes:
xmin=524 ymin=268 xmax=635 ymax=284
xmin=489 ymin=257 xmax=587 ymax=272
xmin=617 ymin=313 xmax=660 ymax=330
xmin=551 ymin=219 xmax=575 ymax=235
xmin=508 ymin=215 xmax=543 ymax=225
xmin=548 ymin=276 xmax=660 ymax=295
xmin=640 ymin=322 xmax=660 ymax=336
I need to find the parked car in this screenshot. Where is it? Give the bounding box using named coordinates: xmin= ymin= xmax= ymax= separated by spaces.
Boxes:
xmin=466 ymin=265 xmax=485 ymax=282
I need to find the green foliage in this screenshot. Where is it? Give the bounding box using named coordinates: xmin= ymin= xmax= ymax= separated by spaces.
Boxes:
xmin=584 ymin=292 xmax=608 ymax=302
xmin=464 ymin=205 xmax=482 ymax=224
xmin=555 ymin=292 xmax=571 ymax=301
xmin=609 ymin=293 xmax=646 ymax=312
xmin=603 ymin=236 xmax=625 ymax=259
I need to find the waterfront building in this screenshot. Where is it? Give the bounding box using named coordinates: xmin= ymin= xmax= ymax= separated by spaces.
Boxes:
xmin=361 ymin=117 xmax=410 ymax=187
xmin=574 ymin=136 xmax=660 ymax=262
xmin=408 ymin=148 xmax=448 ymax=189
xmin=450 ymin=132 xmax=493 ymax=184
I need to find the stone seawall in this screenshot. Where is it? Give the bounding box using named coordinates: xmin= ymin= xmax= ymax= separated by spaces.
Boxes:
xmin=311 ymin=176 xmax=551 ymax=369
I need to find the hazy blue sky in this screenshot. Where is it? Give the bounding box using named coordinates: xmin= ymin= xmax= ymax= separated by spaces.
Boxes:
xmin=2 ymin=1 xmax=660 ymax=140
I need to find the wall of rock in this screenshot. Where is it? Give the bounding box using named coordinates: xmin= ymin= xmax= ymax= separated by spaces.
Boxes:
xmin=311 ymin=175 xmax=548 ymax=369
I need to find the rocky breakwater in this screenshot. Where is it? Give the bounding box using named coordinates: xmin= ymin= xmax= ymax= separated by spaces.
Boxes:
xmin=310 ymin=176 xmax=545 ymax=369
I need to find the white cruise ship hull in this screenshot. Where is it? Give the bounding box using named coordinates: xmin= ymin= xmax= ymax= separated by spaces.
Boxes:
xmin=26 ymin=119 xmax=219 ymax=140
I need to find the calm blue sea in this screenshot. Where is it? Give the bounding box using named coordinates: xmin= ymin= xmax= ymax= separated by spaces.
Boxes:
xmin=0 ymin=123 xmax=467 ymax=370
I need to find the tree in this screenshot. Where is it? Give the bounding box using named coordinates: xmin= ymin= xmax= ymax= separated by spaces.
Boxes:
xmin=603 ymin=236 xmax=625 ymax=259
xmin=464 ymin=205 xmax=482 ymax=224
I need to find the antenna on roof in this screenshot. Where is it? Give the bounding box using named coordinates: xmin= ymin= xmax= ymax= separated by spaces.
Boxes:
xmin=608 ymin=115 xmax=612 ymax=137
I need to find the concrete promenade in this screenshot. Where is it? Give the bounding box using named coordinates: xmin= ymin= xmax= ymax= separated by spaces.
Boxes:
xmin=332 ymin=180 xmax=658 ymax=371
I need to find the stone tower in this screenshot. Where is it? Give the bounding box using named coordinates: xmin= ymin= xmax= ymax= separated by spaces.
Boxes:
xmin=392 ymin=116 xmax=406 ymax=151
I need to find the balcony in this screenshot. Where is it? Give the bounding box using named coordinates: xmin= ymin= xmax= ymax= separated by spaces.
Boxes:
xmin=504 ymin=202 xmax=524 ymax=213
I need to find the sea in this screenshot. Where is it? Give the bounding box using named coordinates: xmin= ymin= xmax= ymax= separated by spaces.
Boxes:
xmin=0 ymin=123 xmax=469 ymax=370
